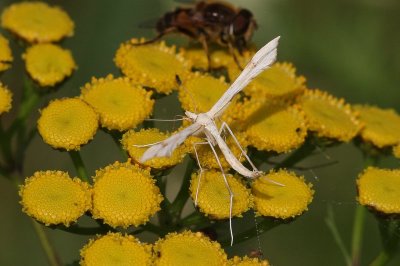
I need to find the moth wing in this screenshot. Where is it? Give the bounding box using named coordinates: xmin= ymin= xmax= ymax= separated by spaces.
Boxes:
xmin=140 ymin=123 xmax=202 ymax=163
xmin=207 ymin=36 xmax=280 ymax=118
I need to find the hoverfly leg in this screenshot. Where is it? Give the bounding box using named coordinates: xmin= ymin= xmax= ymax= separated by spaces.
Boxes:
xmin=199 ymin=34 xmax=212 ymax=71
xmin=228 ymin=42 xmax=243 ymax=70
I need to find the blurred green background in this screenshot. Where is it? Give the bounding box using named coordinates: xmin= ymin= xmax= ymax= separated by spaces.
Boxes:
xmin=0 ymin=0 xmax=399 ymax=265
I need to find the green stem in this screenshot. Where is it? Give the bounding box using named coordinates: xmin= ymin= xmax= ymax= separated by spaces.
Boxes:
xmin=325 ymin=204 xmax=351 ymax=266
xmin=370 ymin=219 xmax=400 ymax=266
xmin=68 ymin=151 xmax=89 ymax=182
xmin=351 ymin=205 xmax=366 ymax=266
xmin=170 ymin=158 xmax=197 ymax=218
xmin=8 ymin=77 xmax=40 ymax=136
xmin=50 ymin=223 xmax=115 ymax=235
xmin=31 ymin=221 xmax=61 ymax=266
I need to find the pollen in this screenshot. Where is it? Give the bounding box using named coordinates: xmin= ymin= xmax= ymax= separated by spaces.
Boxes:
xmin=153 ymin=231 xmax=228 ymax=266
xmin=121 ymin=128 xmax=187 ymax=169
xmin=231 ymin=62 xmax=306 ymax=99
xmin=81 ymin=75 xmax=154 ymax=131
xmin=229 ymin=256 xmax=270 ymax=266
xmin=185 ymin=133 xmax=248 ymax=170
xmin=23 ymin=43 xmax=76 ymax=87
xmin=298 ymin=89 xmax=360 ymax=142
xmin=357 ymin=167 xmax=400 ymax=214
xmin=0 ymin=82 xmax=12 ymax=115
xmin=252 ymin=169 xmax=314 ymax=219
xmin=19 ymin=170 xmax=91 ymax=226
xmin=353 ymin=105 xmax=400 ymax=148
xmin=91 ymin=161 xmax=163 ymax=228
xmin=244 ymin=100 xmax=307 ymax=153
xmin=114 ymin=38 xmax=191 ymax=94
xmin=189 ymin=170 xmax=252 ymax=219
xmin=80 ymin=232 xmax=152 ymax=266
xmin=0 ymin=34 xmax=12 ymax=72
xmin=1 ymin=1 xmax=74 ymax=43
xmin=37 ymin=98 xmax=98 ymax=151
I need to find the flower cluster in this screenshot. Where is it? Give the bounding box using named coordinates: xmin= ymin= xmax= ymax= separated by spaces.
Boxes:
xmin=1 ymin=1 xmax=400 ymax=265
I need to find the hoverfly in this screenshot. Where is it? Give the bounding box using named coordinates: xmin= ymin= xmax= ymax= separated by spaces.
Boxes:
xmin=139 ymin=1 xmax=258 ymax=68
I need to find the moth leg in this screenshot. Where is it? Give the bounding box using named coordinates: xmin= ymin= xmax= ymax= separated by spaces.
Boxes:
xmin=192 ymin=141 xmax=209 ymax=206
xmin=206 ymin=138 xmax=235 ymax=246
xmin=218 ymin=121 xmax=258 ymax=172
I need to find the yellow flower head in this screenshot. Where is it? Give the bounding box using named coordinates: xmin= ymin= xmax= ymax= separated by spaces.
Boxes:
xmin=19 ymin=170 xmax=91 ymax=226
xmin=185 ymin=133 xmax=248 ymax=170
xmin=230 ymin=62 xmax=306 ymax=100
xmin=189 ymin=170 xmax=252 ymax=219
xmin=0 ymin=82 xmax=12 ymax=115
xmin=298 ymin=89 xmax=360 ymax=142
xmin=1 ymin=1 xmax=74 ymax=43
xmin=80 ymin=232 xmax=152 ymax=266
xmin=23 ymin=43 xmax=76 ymax=87
xmin=353 ymin=105 xmax=400 ymax=148
xmin=394 ymin=145 xmax=400 ymax=159
xmin=38 ymin=98 xmax=98 ymax=151
xmin=121 ymin=128 xmax=187 ymax=169
xmin=180 ymin=46 xmax=254 ymax=70
xmin=153 ymin=231 xmax=228 ymax=266
xmin=244 ymin=100 xmax=307 ymax=153
xmin=178 ymin=72 xmax=239 ymax=123
xmin=178 ymin=72 xmax=227 ymax=112
xmin=357 ymin=167 xmax=400 ymax=214
xmin=0 ymin=34 xmax=12 ymax=71
xmin=252 ymin=169 xmax=314 ymax=219
xmin=114 ymin=38 xmax=191 ymax=94
xmin=229 ymin=256 xmax=270 ymax=266
xmin=91 ymin=161 xmax=163 ymax=228
xmin=81 ymin=75 xmax=154 ymax=131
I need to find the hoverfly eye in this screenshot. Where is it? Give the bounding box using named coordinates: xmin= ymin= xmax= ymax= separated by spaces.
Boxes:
xmin=232 ymin=9 xmax=253 ymax=36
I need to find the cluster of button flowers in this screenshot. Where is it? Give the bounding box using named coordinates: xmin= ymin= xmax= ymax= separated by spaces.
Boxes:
xmin=0 ymin=1 xmax=399 ymax=265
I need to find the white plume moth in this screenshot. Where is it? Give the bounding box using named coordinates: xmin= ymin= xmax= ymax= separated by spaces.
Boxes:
xmin=139 ymin=36 xmax=281 ymax=245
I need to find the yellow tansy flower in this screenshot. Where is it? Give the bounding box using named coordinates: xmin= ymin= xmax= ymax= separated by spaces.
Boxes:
xmin=91 ymin=161 xmax=163 ymax=228
xmin=81 ymin=75 xmax=154 ymax=131
xmin=394 ymin=145 xmax=400 ymax=159
xmin=178 ymin=72 xmax=239 ymax=123
xmin=354 ymin=105 xmax=400 ymax=148
xmin=153 ymin=231 xmax=228 ymax=266
xmin=185 ymin=133 xmax=247 ymax=170
xmin=23 ymin=43 xmax=76 ymax=87
xmin=121 ymin=128 xmax=187 ymax=169
xmin=357 ymin=167 xmax=400 ymax=214
xmin=252 ymin=169 xmax=314 ymax=219
xmin=178 ymin=72 xmax=229 ymax=112
xmin=0 ymin=82 xmax=12 ymax=115
xmin=244 ymin=101 xmax=307 ymax=153
xmin=80 ymin=232 xmax=152 ymax=266
xmin=19 ymin=170 xmax=91 ymax=226
xmin=231 ymin=62 xmax=306 ymax=100
xmin=189 ymin=170 xmax=252 ymax=219
xmin=0 ymin=34 xmax=12 ymax=71
xmin=1 ymin=1 xmax=74 ymax=43
xmin=298 ymin=89 xmax=360 ymax=142
xmin=229 ymin=256 xmax=270 ymax=266
xmin=38 ymin=98 xmax=98 ymax=151
xmin=181 ymin=46 xmax=253 ymax=70
xmin=114 ymin=38 xmax=190 ymax=94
